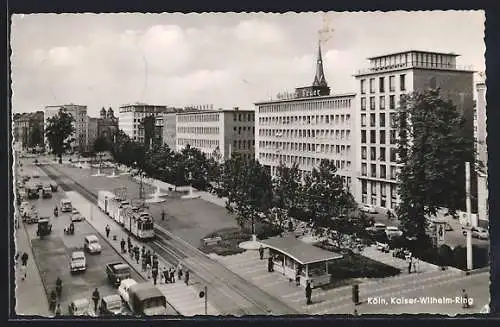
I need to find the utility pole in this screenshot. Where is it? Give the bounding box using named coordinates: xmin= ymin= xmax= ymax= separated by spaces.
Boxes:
xmin=465 ymin=161 xmax=473 ymax=271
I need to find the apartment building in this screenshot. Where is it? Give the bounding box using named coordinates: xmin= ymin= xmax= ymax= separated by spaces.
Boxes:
xmin=475 ymin=82 xmax=488 ymax=223
xmin=118 ymin=103 xmax=175 ymax=144
xmin=44 ymin=104 xmax=88 ymax=152
xmin=13 ymin=111 xmax=44 ymax=149
xmin=176 ymin=108 xmax=255 ymax=161
xmin=255 ymin=43 xmax=355 ymax=190
xmin=354 ymin=50 xmax=475 ymax=211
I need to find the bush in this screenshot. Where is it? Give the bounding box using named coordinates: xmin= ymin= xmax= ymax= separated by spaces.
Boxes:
xmin=438 ymin=244 xmax=453 ymax=266
xmin=327 ymin=253 xmax=400 ymax=279
xmin=255 ymin=222 xmax=282 ymax=240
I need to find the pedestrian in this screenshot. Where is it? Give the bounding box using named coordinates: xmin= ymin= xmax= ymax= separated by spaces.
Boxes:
xmin=152 ymin=266 xmax=158 ymax=285
xmin=20 ymin=264 xmax=27 ymax=281
xmin=162 ymin=267 xmax=169 ymax=284
xmin=146 ymin=263 xmax=152 ymax=279
xmin=161 ymin=209 xmax=165 ymax=221
xmin=170 ymin=268 xmax=175 ymax=283
xmin=49 ymin=290 xmax=57 ymax=312
xmin=92 ymin=288 xmax=100 ymax=313
xmin=105 ymin=224 xmax=111 ymax=238
xmin=142 ymin=257 xmax=147 ymax=272
xmin=15 ymin=252 xmax=19 ymax=266
xmin=135 ymin=249 xmax=140 ymax=264
xmin=412 ymin=258 xmax=417 ymax=273
xmin=141 ymin=246 xmax=146 ymax=258
xmin=120 ymin=238 xmax=126 ymax=253
xmin=462 ymin=289 xmax=470 ymax=309
xmin=259 ymin=245 xmax=264 ymax=260
xmin=295 ymin=266 xmax=301 ymax=286
xmin=55 ymin=303 xmax=61 ymax=316
xmin=305 ymin=281 xmax=312 ymax=305
xmin=185 ymin=270 xmax=190 ymax=286
xmin=268 ymin=257 xmax=274 ymax=272
xmin=127 ymin=236 xmax=131 ymax=250
xmin=177 ymin=263 xmax=183 ymax=280
xmin=21 ymin=252 xmax=28 ymax=266
xmin=408 ymin=257 xmax=412 ymax=274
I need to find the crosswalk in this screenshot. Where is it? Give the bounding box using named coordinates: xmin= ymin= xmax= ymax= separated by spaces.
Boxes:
xmin=156 ymin=283 xmax=220 ymax=316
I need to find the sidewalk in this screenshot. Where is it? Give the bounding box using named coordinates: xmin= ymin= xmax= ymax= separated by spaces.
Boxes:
xmin=14 ymin=224 xmax=51 ymax=317
xmin=65 ymin=191 xmax=220 ymax=316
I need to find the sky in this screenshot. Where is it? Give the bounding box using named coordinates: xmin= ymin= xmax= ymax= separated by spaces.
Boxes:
xmin=11 ymin=11 xmax=485 ymax=117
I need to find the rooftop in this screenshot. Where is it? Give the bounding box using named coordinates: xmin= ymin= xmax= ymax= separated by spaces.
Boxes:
xmin=368 ymin=50 xmax=460 ymax=60
xmin=176 ymin=108 xmax=254 ymax=115
xmin=260 ymin=235 xmax=343 ymax=265
xmin=255 ymin=92 xmax=356 ymax=106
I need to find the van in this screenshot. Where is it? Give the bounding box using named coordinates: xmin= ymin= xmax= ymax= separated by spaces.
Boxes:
xmin=61 ymin=199 xmax=73 ymax=212
xmin=84 ymin=235 xmax=102 ymax=254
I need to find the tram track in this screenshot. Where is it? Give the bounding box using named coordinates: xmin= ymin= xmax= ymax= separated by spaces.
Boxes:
xmin=39 ymin=163 xmax=299 ymax=315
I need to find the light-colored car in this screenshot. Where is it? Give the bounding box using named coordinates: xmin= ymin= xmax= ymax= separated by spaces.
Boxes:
xmin=70 ymin=251 xmax=87 ymax=274
xmin=71 ymin=209 xmax=84 ymax=222
xmin=385 ymin=226 xmax=403 ymax=239
xmin=462 ymin=227 xmax=489 ymax=240
xmin=360 ymin=204 xmax=377 ymax=214
xmin=68 ymin=298 xmax=94 ymax=316
xmin=20 ymin=202 xmax=31 ymax=216
xmin=118 ymin=278 xmax=137 ymax=304
xmin=84 ymin=235 xmax=102 ymax=254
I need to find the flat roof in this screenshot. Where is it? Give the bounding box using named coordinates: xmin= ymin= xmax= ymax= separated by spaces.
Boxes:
xmin=176 ymin=109 xmax=254 ymax=115
xmin=260 ymin=235 xmax=343 ymax=265
xmin=255 ymin=93 xmax=356 ymax=105
xmin=368 ymin=50 xmax=460 ymax=60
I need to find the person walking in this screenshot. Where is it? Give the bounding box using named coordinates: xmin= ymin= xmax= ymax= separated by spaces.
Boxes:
xmin=20 ymin=263 xmax=27 ymax=281
xmin=185 ymin=270 xmax=190 ymax=286
xmin=127 ymin=236 xmax=132 ymax=252
xmin=177 ymin=263 xmax=183 ymax=280
xmin=408 ymin=256 xmax=413 ymax=274
xmin=146 ymin=263 xmax=152 ymax=279
xmin=92 ymin=288 xmax=100 ymax=314
xmin=170 ymin=268 xmax=175 ymax=283
xmin=141 ymin=246 xmax=146 ymax=259
xmin=152 ymin=266 xmax=158 ymax=285
xmin=162 ymin=267 xmax=169 ymax=284
xmin=259 ymin=245 xmax=264 ymax=260
xmin=49 ymin=290 xmax=57 ymax=312
xmin=105 ymin=225 xmax=111 ymax=238
xmin=134 ymin=248 xmax=140 ymax=264
xmin=21 ymin=252 xmax=29 ymax=266
xmin=141 ymin=256 xmax=147 ymax=272
xmin=120 ymin=238 xmax=126 ymax=253
xmin=305 ymin=281 xmax=312 ymax=305
xmin=268 ymin=257 xmax=274 ymax=272
xmin=462 ymin=289 xmax=470 ymax=309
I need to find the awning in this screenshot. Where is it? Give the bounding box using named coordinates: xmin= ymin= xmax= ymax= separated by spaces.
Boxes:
xmin=260 ymin=235 xmax=343 ymax=265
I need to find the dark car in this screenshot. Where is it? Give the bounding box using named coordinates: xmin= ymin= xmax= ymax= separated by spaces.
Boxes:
xmin=99 ymin=294 xmax=124 ymax=316
xmin=106 ymin=262 xmax=132 ymax=287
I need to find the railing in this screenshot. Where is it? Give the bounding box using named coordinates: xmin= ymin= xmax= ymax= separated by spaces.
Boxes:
xmin=356 ymin=62 xmax=475 ymax=75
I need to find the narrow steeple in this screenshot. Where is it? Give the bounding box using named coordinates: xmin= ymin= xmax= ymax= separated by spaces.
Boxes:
xmin=313 ymin=41 xmax=328 ymax=87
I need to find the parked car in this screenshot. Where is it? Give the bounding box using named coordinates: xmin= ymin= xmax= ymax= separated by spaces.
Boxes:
xmin=50 ymin=182 xmax=58 ymax=192
xmin=60 ymin=199 xmax=73 ymax=212
xmin=20 ymin=202 xmax=31 ymax=216
xmin=366 ymin=222 xmax=386 ymax=233
xmin=385 ymin=226 xmax=403 ymax=239
xmin=463 ymin=227 xmax=489 ymax=240
xmin=84 ymin=235 xmax=102 ymax=254
xmin=99 ymin=294 xmax=124 ymax=316
xmin=71 ymin=209 xmax=84 ymax=222
xmin=68 ymin=298 xmax=93 ymax=316
xmin=106 ymin=262 xmax=132 ymax=287
xmin=70 ymin=251 xmax=87 ymax=274
xmin=118 ymin=278 xmax=137 ymax=304
xmin=42 ymin=186 xmax=52 ymax=199
xmin=360 ymin=205 xmax=377 ymax=214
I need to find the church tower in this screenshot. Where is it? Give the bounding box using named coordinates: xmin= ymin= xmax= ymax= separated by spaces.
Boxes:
xmin=313 ymin=42 xmax=328 ymax=88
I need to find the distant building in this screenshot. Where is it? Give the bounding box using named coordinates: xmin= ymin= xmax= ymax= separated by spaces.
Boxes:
xmin=85 ymin=107 xmax=118 ymax=153
xmin=13 ymin=111 xmax=44 ymax=150
xmin=475 ymin=82 xmax=488 ymax=222
xmin=254 ymin=43 xmax=355 ymax=192
xmin=354 ymin=50 xmax=475 ymax=211
xmin=44 ymin=104 xmax=88 ymax=153
xmin=118 ymin=103 xmax=175 ymax=144
xmin=176 ymin=107 xmax=255 ymax=161
xmin=162 ymin=113 xmax=177 ymax=151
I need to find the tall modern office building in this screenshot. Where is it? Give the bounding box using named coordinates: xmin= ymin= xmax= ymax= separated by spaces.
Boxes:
xmin=44 ymin=104 xmax=88 ymax=153
xmin=255 ymin=43 xmax=355 ymax=190
xmin=354 ymin=50 xmax=475 ymax=211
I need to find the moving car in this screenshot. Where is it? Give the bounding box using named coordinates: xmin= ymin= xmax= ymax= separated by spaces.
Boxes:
xmin=118 ymin=278 xmax=137 ymax=304
xmin=106 ymin=262 xmax=132 ymax=287
xmin=60 ymin=199 xmax=73 ymax=213
xmin=360 ymin=204 xmax=377 ymax=214
xmin=71 ymin=209 xmax=84 ymax=222
xmin=70 ymin=251 xmax=87 ymax=274
xmin=463 ymin=227 xmax=489 ymax=240
xmin=42 ymin=186 xmax=52 ymax=199
xmin=127 ymin=283 xmax=167 ymax=316
xmin=68 ymin=298 xmax=93 ymax=316
xmin=99 ymin=294 xmax=124 ymax=316
xmin=84 ymin=235 xmax=102 ymax=254
xmin=36 ymin=218 xmax=52 ymax=237
xmin=385 ymin=226 xmax=403 ymax=239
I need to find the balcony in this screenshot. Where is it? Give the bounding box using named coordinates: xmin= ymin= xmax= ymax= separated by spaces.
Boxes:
xmin=356 ymin=61 xmax=474 ymax=75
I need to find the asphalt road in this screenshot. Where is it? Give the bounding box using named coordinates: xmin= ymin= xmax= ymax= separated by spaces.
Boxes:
xmin=51 ymin=163 xmax=240 ymax=248
xmin=18 ymin=160 xmax=143 ymax=316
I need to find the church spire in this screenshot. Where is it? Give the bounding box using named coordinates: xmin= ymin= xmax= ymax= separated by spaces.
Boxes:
xmin=313 ymin=41 xmax=328 ymax=87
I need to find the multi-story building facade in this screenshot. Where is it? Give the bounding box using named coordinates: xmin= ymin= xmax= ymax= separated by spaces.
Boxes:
xmin=254 ymin=43 xmax=355 ymax=191
xmin=176 ymin=108 xmax=255 ymax=161
xmin=162 ymin=112 xmax=177 ymax=150
xmin=13 ymin=111 xmax=44 ymax=150
xmin=475 ymin=82 xmax=488 ymax=223
xmin=85 ymin=107 xmax=118 ymax=152
xmin=44 ymin=104 xmax=88 ymax=153
xmin=354 ymin=50 xmax=474 ymax=211
xmin=118 ymin=104 xmax=175 ymax=143
xmin=86 ymin=117 xmax=98 ymax=152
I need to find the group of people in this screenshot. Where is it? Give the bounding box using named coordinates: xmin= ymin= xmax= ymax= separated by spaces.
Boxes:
xmin=15 ymin=252 xmax=29 ymax=281
xmin=49 ymin=277 xmax=63 ymax=315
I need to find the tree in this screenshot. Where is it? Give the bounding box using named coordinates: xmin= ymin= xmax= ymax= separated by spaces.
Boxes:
xmin=302 ymin=159 xmax=356 ymax=235
xmin=396 ymin=89 xmax=477 ymax=244
xmin=273 ymin=162 xmax=303 ymax=211
xmin=93 ymin=136 xmax=111 ymax=153
xmin=45 ymin=109 xmax=75 ymax=163
xmin=29 ymin=124 xmax=44 ymax=148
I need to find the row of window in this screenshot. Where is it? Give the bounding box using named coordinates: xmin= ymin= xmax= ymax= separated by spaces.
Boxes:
xmin=177 ymin=138 xmax=220 ymax=148
xmin=361 ymin=129 xmax=399 ymax=145
xmin=258 ymin=98 xmax=353 ymax=114
xmin=260 ymin=153 xmax=352 ymax=172
xmin=177 ymin=127 xmax=220 ymax=134
xmin=258 ymin=114 xmax=351 ymax=126
xmin=233 ymin=139 xmax=254 ymax=150
xmin=361 ymin=94 xmax=404 ymax=111
xmin=361 ymin=181 xmax=398 ymax=209
xmin=259 ymin=128 xmax=351 ymax=141
xmin=361 ymin=146 xmax=398 ymax=163
xmin=233 ymin=113 xmax=255 ymax=122
xmin=259 ymin=141 xmax=351 ymax=157
xmin=360 ymin=113 xmax=398 ymax=128
xmin=233 ymin=126 xmax=255 ymax=135
xmin=361 ymin=162 xmax=399 ymax=180
xmin=360 ymin=74 xmax=406 ymax=94
xmin=178 ymin=113 xmax=220 ymax=123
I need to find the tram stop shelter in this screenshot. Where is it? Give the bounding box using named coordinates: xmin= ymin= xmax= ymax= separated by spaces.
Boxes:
xmin=260 ymin=235 xmax=343 ymax=288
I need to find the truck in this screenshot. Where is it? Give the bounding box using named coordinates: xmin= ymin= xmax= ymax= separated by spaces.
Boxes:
xmin=127 ymin=283 xmax=167 ymax=316
xmin=106 ymin=262 xmax=132 ymax=287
